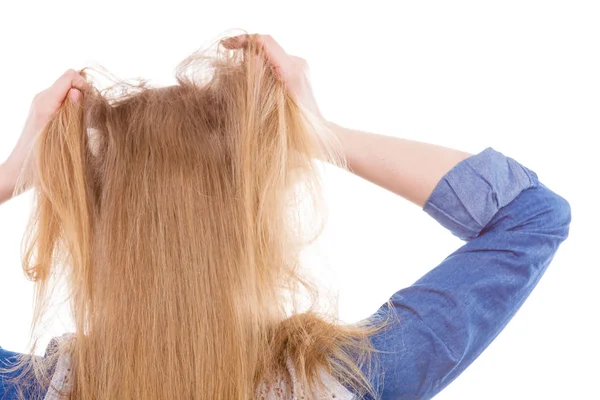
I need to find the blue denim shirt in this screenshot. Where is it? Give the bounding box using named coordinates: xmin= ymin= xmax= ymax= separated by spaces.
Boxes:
xmin=360 ymin=147 xmax=571 ymax=399
xmin=0 ymin=147 xmax=571 ymax=399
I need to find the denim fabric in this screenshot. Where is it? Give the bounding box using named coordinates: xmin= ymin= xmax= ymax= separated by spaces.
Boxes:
xmin=0 ymin=346 xmax=49 ymax=399
xmin=361 ymin=147 xmax=571 ymax=399
xmin=0 ymin=346 xmax=22 ymax=399
xmin=0 ymin=147 xmax=571 ymax=400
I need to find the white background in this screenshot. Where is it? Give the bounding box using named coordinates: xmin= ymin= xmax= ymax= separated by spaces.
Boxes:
xmin=0 ymin=1 xmax=598 ymax=399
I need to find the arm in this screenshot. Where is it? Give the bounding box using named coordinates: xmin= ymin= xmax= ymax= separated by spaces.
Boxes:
xmin=224 ymin=34 xmax=571 ymax=399
xmin=329 ymin=123 xmax=473 ymax=207
xmin=0 ymin=70 xmax=87 ymax=206
xmin=222 ymin=33 xmax=471 ymax=209
xmin=0 ymin=163 xmax=16 ymax=205
xmin=356 ymin=146 xmax=571 ymax=399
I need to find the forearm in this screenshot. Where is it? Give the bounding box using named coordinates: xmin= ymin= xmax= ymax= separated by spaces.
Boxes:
xmin=1 ymin=118 xmax=42 ymax=205
xmin=328 ymin=122 xmax=473 ymax=208
xmin=0 ymin=162 xmax=18 ymax=205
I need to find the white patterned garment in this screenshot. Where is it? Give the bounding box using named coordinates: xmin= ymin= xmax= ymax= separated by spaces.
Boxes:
xmin=42 ymin=334 xmax=356 ymax=400
xmin=256 ymin=358 xmax=356 ymax=400
xmin=43 ymin=334 xmax=75 ymax=400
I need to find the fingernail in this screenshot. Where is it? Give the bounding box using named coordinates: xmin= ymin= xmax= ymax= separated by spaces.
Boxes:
xmin=69 ymin=89 xmax=81 ymax=104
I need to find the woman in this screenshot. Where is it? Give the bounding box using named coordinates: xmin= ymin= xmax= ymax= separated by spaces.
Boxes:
xmin=0 ymin=33 xmax=570 ymax=399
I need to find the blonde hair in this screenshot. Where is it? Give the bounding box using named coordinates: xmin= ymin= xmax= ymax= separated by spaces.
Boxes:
xmin=1 ymin=32 xmax=390 ymax=399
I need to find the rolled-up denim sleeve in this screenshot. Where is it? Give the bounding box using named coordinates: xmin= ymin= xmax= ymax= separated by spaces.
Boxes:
xmin=363 ymin=147 xmax=571 ymax=400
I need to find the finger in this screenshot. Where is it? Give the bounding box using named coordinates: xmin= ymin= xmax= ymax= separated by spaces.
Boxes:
xmin=50 ymin=69 xmax=88 ymax=99
xmin=69 ymin=88 xmax=82 ymax=104
xmin=222 ymin=34 xmax=292 ymax=71
xmin=222 ymin=34 xmax=249 ymax=49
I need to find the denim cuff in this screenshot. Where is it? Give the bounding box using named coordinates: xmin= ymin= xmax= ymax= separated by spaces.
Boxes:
xmin=422 ymin=147 xmax=539 ymax=241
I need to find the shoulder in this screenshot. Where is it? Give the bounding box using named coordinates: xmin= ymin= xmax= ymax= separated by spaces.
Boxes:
xmin=43 ymin=333 xmax=76 ymax=400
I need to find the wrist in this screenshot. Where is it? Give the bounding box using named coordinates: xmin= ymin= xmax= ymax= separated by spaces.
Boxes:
xmin=0 ymin=151 xmax=28 ymax=198
xmin=325 ymin=121 xmax=356 ymax=163
xmin=325 ymin=121 xmax=347 ymax=144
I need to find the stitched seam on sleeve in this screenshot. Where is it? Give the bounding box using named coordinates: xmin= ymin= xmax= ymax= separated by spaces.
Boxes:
xmin=425 ymin=201 xmax=480 ymax=239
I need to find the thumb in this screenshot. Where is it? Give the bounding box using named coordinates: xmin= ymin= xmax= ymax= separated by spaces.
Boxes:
xmin=69 ymin=88 xmax=81 ymax=104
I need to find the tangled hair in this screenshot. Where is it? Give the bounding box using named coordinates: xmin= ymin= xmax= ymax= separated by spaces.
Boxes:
xmin=1 ymin=32 xmax=389 ymax=399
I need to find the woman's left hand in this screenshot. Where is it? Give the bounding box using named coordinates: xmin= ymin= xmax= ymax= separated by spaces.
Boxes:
xmin=0 ymin=69 xmax=88 ymax=203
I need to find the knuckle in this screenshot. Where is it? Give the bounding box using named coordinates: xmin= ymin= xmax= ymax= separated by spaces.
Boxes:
xmin=62 ymin=69 xmax=80 ymax=80
xmin=291 ymin=56 xmax=308 ymax=67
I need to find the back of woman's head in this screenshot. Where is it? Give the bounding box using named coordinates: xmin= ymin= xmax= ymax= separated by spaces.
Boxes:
xmin=4 ymin=33 xmax=386 ymax=400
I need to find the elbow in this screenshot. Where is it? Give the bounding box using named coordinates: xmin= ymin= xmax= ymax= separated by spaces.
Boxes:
xmin=555 ymin=193 xmax=571 ymax=228
xmin=536 ymin=183 xmax=572 ymax=240
xmin=554 ymin=193 xmax=571 ymax=240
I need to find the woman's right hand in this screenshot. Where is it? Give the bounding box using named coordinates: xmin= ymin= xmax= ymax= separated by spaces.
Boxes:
xmin=222 ymin=34 xmax=325 ymax=122
xmin=1 ymin=69 xmax=87 ymax=205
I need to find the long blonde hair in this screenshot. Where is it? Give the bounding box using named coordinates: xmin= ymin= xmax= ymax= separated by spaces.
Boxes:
xmin=1 ymin=33 xmax=389 ymax=399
